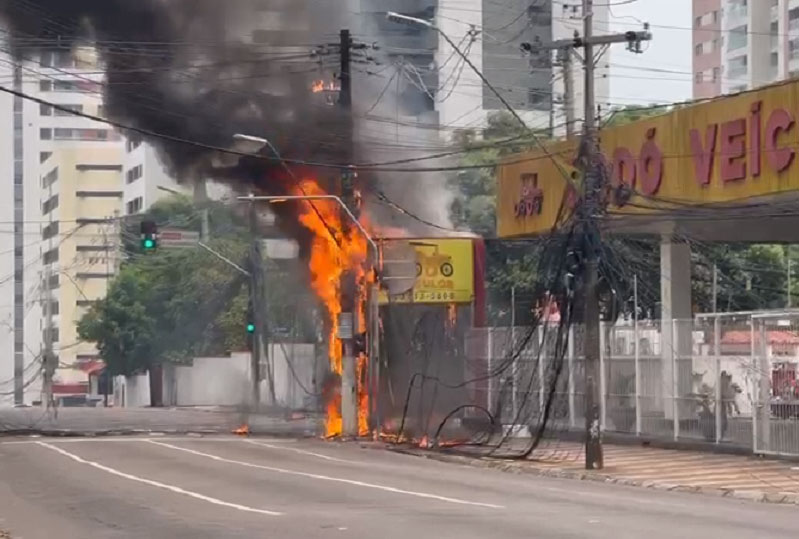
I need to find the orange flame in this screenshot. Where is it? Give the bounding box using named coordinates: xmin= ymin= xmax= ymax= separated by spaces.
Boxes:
xmin=294 ymin=178 xmax=370 ymax=437
xmin=311 ymin=79 xmax=341 ymax=94
xmin=233 ymin=424 xmax=250 ymax=436
xmin=357 ymin=353 xmax=369 ymax=437
xmin=447 ymin=303 xmax=457 ymax=327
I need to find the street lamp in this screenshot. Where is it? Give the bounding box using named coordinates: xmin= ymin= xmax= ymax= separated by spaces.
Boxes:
xmin=385 ymin=11 xmax=530 ymax=130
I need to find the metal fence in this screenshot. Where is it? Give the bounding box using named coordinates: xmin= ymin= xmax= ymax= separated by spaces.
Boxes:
xmin=467 ymin=311 xmax=799 ymax=457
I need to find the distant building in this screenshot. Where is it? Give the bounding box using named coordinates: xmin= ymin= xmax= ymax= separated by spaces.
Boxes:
xmin=693 ymin=0 xmax=799 ymax=98
xmin=122 ymin=140 xmax=184 ymax=215
xmin=39 ymin=146 xmax=124 ymax=397
xmin=0 ymin=45 xmax=123 ymax=405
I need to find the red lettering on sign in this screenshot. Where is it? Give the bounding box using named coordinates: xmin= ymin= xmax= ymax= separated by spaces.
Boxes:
xmin=719 ymin=118 xmax=747 ymax=182
xmin=639 ymin=128 xmax=663 ymax=195
xmin=750 ymin=102 xmax=762 ymax=178
xmin=689 ymin=124 xmax=717 ymax=186
xmin=612 ymin=147 xmax=636 ymax=188
xmin=765 ymin=108 xmax=795 ymax=173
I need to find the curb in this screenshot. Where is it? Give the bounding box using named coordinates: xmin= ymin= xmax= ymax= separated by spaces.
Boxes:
xmin=389 ymin=447 xmax=799 ymax=507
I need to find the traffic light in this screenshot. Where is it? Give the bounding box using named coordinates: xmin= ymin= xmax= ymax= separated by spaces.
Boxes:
xmin=246 ymin=300 xmax=255 ymax=349
xmin=140 ymin=220 xmax=158 ymax=251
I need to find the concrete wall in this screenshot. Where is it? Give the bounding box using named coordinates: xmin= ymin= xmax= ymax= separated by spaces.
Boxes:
xmin=270 ymin=343 xmax=317 ymax=410
xmin=174 ymin=354 xmax=252 ymax=407
xmin=116 ymin=373 xmax=150 ymax=407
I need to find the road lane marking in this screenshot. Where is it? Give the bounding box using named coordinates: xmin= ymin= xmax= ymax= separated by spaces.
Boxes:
xmin=1 ymin=437 xmax=296 ymax=445
xmin=244 ymin=439 xmax=357 ymax=464
xmin=36 ymin=441 xmax=282 ymax=516
xmin=149 ymin=440 xmax=504 ymax=509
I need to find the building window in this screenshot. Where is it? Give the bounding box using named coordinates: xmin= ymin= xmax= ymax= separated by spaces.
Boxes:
xmin=40 ymin=103 xmax=52 ymax=116
xmin=40 ymin=151 xmax=52 ymax=163
xmin=713 ymin=67 xmax=720 ymax=81
xmin=695 ymin=15 xmax=702 ymax=28
xmin=53 ymin=128 xmax=115 ymax=141
xmin=126 ymin=196 xmax=143 ymax=215
xmin=42 ymin=221 xmax=59 ymax=240
xmin=42 ymin=194 xmax=59 ymax=215
xmin=76 ymin=164 xmax=123 ymax=172
xmin=54 ymin=104 xmax=83 ymax=116
xmin=42 ymin=167 xmax=58 ymax=188
xmin=126 ymin=139 xmax=142 ymax=152
xmin=695 ymin=43 xmax=703 ymax=56
xmin=728 ymin=25 xmax=748 ymax=52
xmin=40 ymin=128 xmax=52 ymax=140
xmin=790 ymin=38 xmax=799 ymax=60
xmin=48 ymin=274 xmax=59 ymax=289
xmin=125 ymin=165 xmax=143 ymax=184
xmin=43 ymin=248 xmax=59 ymax=265
xmin=39 ymin=80 xmax=52 ymax=92
xmin=727 ymin=55 xmax=749 ymax=79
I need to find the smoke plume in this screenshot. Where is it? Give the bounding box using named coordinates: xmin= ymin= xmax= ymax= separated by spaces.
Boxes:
xmin=0 ymin=0 xmax=456 ymax=233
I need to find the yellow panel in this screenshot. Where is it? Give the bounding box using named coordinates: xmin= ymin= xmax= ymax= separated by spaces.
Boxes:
xmin=379 ymin=239 xmax=474 ymax=305
xmin=497 ymin=79 xmax=799 ymax=237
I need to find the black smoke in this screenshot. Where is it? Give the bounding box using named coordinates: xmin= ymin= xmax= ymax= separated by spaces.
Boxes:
xmin=0 ymin=0 xmax=352 ymax=193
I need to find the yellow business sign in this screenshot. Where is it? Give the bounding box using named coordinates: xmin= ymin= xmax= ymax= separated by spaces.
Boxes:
xmin=498 ymin=79 xmax=799 ymax=237
xmin=379 ymin=239 xmax=474 ymax=304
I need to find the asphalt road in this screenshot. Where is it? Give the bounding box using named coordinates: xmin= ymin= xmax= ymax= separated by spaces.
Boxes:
xmin=0 ymin=436 xmax=796 ymax=539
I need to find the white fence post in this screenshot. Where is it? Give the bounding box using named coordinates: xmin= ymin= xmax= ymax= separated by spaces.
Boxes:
xmin=599 ymin=321 xmax=607 ymax=432
xmin=750 ymin=317 xmax=758 ymax=453
xmin=538 ymin=325 xmax=545 ymax=413
xmin=568 ymin=325 xmax=576 ymax=429
xmin=714 ymin=315 xmax=722 ymax=444
xmin=487 ymin=328 xmax=494 ymax=415
xmin=634 ymin=291 xmax=641 ymax=436
xmin=672 ymin=319 xmax=680 ymax=441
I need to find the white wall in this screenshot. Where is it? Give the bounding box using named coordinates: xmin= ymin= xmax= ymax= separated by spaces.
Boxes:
xmin=270 ymin=343 xmax=317 ymax=410
xmin=117 ymin=373 xmax=151 ymax=407
xmin=174 ymin=354 xmax=252 ymax=407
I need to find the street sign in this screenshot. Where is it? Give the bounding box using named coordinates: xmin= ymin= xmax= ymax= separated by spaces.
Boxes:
xmin=159 ymin=228 xmax=200 ymax=249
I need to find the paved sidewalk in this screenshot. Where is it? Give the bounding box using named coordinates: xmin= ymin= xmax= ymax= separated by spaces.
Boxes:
xmin=397 ymin=441 xmax=799 ymax=505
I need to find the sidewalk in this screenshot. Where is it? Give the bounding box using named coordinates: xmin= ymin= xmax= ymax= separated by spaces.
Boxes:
xmin=395 ymin=441 xmax=799 ymax=505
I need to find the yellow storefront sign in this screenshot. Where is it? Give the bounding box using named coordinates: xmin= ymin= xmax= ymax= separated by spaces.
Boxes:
xmin=498 ymin=79 xmax=799 ymax=237
xmin=379 ymin=239 xmax=474 ymax=305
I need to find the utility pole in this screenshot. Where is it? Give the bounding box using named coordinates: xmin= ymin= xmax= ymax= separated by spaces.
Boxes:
xmin=524 ymin=0 xmax=650 ymax=470
xmin=787 ymin=252 xmax=792 ymax=308
xmin=338 ymin=28 xmax=359 ymax=438
xmin=712 ymin=263 xmax=718 ymax=313
xmin=560 ymin=48 xmax=576 ymax=138
xmin=578 ymin=0 xmax=650 ymax=471
xmin=248 ymin=202 xmax=262 ymax=408
xmin=42 ymin=264 xmax=55 ymax=411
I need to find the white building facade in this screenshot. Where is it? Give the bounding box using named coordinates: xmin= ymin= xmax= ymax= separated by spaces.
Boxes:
xmin=0 ymin=45 xmax=123 ymax=406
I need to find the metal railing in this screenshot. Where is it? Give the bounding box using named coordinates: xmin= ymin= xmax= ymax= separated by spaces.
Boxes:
xmin=467 ymin=311 xmax=799 ymax=457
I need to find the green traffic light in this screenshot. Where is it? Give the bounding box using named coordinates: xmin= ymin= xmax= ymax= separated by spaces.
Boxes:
xmin=143 ymin=238 xmax=155 ymax=250
xmin=246 ymin=323 xmax=256 ymax=334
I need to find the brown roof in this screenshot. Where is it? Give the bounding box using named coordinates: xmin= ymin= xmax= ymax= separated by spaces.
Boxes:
xmin=722 ymin=330 xmax=799 ymax=345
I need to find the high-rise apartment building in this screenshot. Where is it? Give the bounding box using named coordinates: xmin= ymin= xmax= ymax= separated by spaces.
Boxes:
xmin=0 ymin=45 xmax=124 ymax=405
xmin=694 ymin=0 xmax=799 ymax=98
xmin=40 ymin=146 xmax=123 ymax=394
xmin=361 ymin=1 xmax=609 ymax=136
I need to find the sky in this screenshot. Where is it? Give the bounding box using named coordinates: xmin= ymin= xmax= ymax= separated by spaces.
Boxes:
xmin=607 ymin=0 xmax=693 ymax=106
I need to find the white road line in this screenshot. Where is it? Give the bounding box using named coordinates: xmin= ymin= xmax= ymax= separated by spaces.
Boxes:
xmin=1 ymin=437 xmax=296 ymax=445
xmin=244 ymin=439 xmax=357 ymax=464
xmin=148 ymin=440 xmax=504 ymax=509
xmin=36 ymin=441 xmax=282 ymax=516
